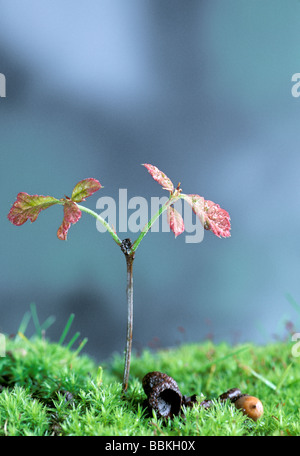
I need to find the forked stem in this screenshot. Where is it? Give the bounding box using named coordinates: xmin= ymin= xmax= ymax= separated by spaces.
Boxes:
xmin=76 ymin=204 xmax=122 ymax=246
xmin=78 ymin=200 xmax=181 ymax=393
xmin=131 ymin=192 xmax=179 ymax=253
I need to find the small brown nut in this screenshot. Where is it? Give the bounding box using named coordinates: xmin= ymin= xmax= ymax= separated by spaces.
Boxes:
xmin=234 ymin=394 xmax=263 ymax=421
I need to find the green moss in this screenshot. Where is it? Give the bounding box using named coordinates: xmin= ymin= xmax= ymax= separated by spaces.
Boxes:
xmin=0 ymin=334 xmax=299 ymax=436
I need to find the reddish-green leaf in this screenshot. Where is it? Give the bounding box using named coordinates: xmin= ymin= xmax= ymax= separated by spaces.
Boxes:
xmin=7 ymin=178 xmax=102 ymax=241
xmin=57 ymin=201 xmax=82 ymax=240
xmin=71 ymin=178 xmax=102 ymax=203
xmin=167 ymin=205 xmax=185 ymax=238
xmin=183 ymin=194 xmax=231 ymax=238
xmin=203 ymin=200 xmax=231 ymax=238
xmin=7 ymin=192 xmax=60 ymax=226
xmin=182 ymin=194 xmax=205 ymax=223
xmin=143 ymin=164 xmax=174 ymax=193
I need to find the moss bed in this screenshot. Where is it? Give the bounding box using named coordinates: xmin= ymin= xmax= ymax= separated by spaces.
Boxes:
xmin=0 ymin=327 xmax=299 ymax=436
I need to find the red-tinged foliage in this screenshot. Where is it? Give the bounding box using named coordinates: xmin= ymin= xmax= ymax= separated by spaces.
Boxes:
xmin=203 ymin=200 xmax=231 ymax=238
xmin=7 ymin=178 xmax=102 ymax=240
xmin=182 ymin=194 xmax=205 ymax=223
xmin=142 ymin=164 xmax=174 ymax=193
xmin=57 ymin=201 xmax=82 ymax=240
xmin=143 ymin=164 xmax=231 ymax=239
xmin=7 ymin=192 xmax=59 ymax=226
xmin=71 ymin=178 xmax=102 ymax=203
xmin=183 ymin=194 xmax=231 ymax=238
xmin=167 ymin=205 xmax=185 ymax=238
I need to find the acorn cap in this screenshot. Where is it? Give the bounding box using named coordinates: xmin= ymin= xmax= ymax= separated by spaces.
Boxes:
xmin=142 ymin=371 xmax=183 ymax=419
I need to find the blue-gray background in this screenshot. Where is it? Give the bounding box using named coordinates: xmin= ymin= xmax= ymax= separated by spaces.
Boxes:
xmin=1 ymin=0 xmax=300 ymax=363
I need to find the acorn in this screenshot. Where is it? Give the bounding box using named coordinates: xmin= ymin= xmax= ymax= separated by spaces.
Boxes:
xmin=233 ymin=394 xmax=263 ymax=421
xmin=142 ymin=371 xmax=183 ymax=419
xmin=199 ymin=388 xmax=263 ymax=421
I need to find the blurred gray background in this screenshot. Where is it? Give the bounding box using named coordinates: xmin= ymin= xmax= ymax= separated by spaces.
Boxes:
xmin=1 ymin=0 xmax=300 ymax=363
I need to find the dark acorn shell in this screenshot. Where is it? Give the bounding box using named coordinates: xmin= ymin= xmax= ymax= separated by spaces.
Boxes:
xmin=218 ymin=388 xmax=242 ymax=403
xmin=142 ymin=371 xmax=183 ymax=419
xmin=199 ymin=388 xmax=243 ymax=409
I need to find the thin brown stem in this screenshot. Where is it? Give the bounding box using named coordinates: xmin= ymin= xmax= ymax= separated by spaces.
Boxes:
xmin=121 ymin=240 xmax=135 ymax=393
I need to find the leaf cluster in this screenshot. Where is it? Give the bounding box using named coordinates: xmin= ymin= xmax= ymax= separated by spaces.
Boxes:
xmin=7 ymin=164 xmax=231 ymax=246
xmin=7 ymin=178 xmax=101 ymax=240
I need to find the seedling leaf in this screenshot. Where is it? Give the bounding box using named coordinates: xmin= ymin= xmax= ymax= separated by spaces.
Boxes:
xmin=143 ymin=164 xmax=174 ymax=193
xmin=57 ymin=201 xmax=82 ymax=240
xmin=7 ymin=192 xmax=60 ymax=226
xmin=71 ymin=178 xmax=102 ymax=203
xmin=183 ymin=194 xmax=231 ymax=238
xmin=167 ymin=205 xmax=185 ymax=237
xmin=183 ymin=194 xmax=205 ymax=223
xmin=203 ymin=200 xmax=231 ymax=238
